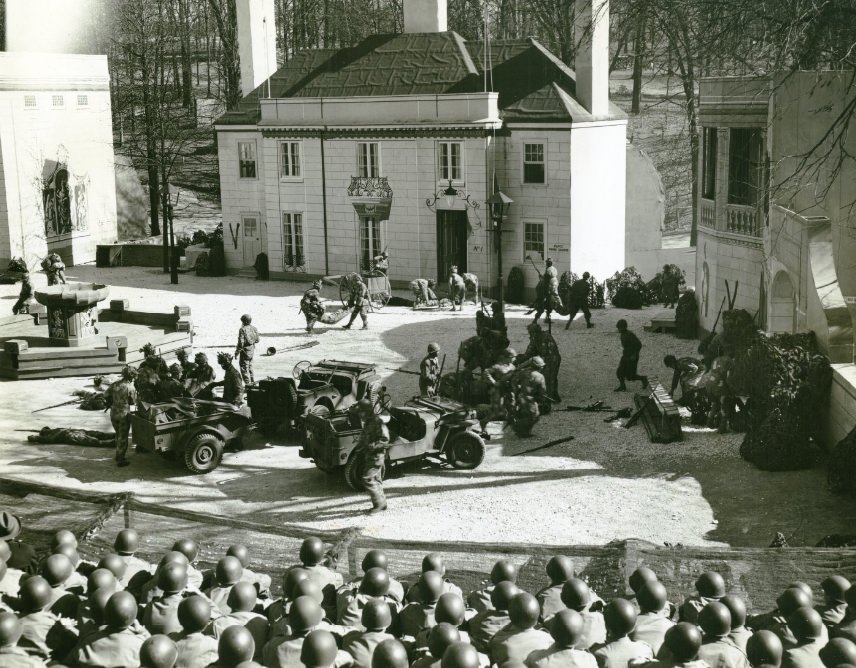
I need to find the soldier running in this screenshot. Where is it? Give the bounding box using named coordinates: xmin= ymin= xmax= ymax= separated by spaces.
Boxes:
xmin=300 ymin=281 xmax=325 ymax=333
xmin=565 ymin=271 xmax=594 ymax=330
xmin=12 ymin=271 xmax=33 ymax=315
xmin=420 ymin=343 xmax=441 ymax=397
xmin=343 ymin=274 xmax=369 ymax=330
xmin=235 ymin=314 xmax=259 ymax=385
xmin=522 ymin=322 xmax=562 ymax=402
xmin=104 ymin=366 xmax=138 ymax=467
xmin=215 ymin=352 xmax=245 ymax=407
xmin=354 ymin=398 xmax=390 ymax=514
xmin=448 ymin=266 xmax=466 ymax=312
xmin=615 ymin=319 xmax=648 ymax=392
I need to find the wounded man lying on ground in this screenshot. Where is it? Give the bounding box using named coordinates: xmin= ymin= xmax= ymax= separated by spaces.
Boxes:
xmin=28 ymin=426 xmax=115 ymax=448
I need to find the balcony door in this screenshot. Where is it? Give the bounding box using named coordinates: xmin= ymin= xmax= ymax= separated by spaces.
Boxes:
xmin=437 ymin=210 xmax=468 ymax=284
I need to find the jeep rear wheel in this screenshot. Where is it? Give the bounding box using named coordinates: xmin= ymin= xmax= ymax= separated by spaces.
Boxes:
xmin=184 ymin=433 xmax=225 ymax=474
xmin=344 ymin=451 xmax=387 ymax=490
xmin=446 ymin=431 xmax=485 ymax=470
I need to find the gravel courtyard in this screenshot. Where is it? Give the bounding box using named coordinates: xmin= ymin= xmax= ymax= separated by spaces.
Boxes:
xmin=1 ymin=265 xmax=855 ymax=549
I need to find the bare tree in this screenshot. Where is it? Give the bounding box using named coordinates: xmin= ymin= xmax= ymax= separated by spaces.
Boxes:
xmin=207 ymin=0 xmax=242 ymax=105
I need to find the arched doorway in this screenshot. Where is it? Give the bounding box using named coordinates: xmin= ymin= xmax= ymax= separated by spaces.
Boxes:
xmin=769 ymin=270 xmax=795 ymax=334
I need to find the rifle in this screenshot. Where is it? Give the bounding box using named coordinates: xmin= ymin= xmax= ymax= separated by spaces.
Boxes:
xmin=264 ymin=340 xmax=320 ymax=356
xmin=512 ymin=434 xmax=575 ymax=457
xmin=382 ymin=366 xmax=420 ymax=376
xmin=558 ymin=400 xmax=614 ymax=413
xmin=434 ymin=354 xmax=446 ymax=394
xmin=32 ymin=398 xmax=82 ymax=413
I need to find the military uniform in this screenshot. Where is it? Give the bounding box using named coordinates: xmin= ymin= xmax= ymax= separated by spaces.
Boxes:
xmin=357 ymin=413 xmax=390 ymax=511
xmin=344 ymin=280 xmax=370 ymax=329
xmin=616 ymin=328 xmax=648 ymax=391
xmin=0 ymin=645 xmax=47 ymax=667
xmin=542 ymin=264 xmax=563 ymax=321
xmin=188 ymin=362 xmax=216 ymax=397
xmin=592 ymin=636 xmax=654 ymax=668
xmin=526 ymin=644 xmax=600 ymax=668
xmin=410 ymin=279 xmax=437 ymax=306
xmin=301 ymin=287 xmax=325 ymax=332
xmin=236 ymin=323 xmax=260 ymax=385
xmin=27 ymin=427 xmax=114 ymax=448
xmin=169 ymin=630 xmax=219 ymax=668
xmin=206 ymin=611 xmax=269 ymax=661
xmin=565 ymin=277 xmax=593 ymax=329
xmin=469 ymin=608 xmax=510 ymax=652
xmin=523 ymin=324 xmax=562 ymax=402
xmin=448 ymin=270 xmax=466 ymax=311
xmin=399 ymin=601 xmax=437 ymax=639
xmin=782 ymin=640 xmax=823 ymax=668
xmin=13 ymin=275 xmax=33 ymax=315
xmin=668 ymin=357 xmax=703 ymax=397
xmin=105 ymin=377 xmax=137 ymax=466
xmin=419 ymin=354 xmax=441 ymax=397
xmin=263 ymin=632 xmax=353 ymax=668
xmin=19 ymin=609 xmax=77 ymax=661
xmin=512 ymin=367 xmax=549 ymax=438
xmin=158 ymin=375 xmax=186 ymax=402
xmin=631 ymin=612 xmax=675 ymax=655
xmin=135 ymin=364 xmax=160 ymax=411
xmin=72 ymin=627 xmax=148 ymax=667
xmin=222 ymin=365 xmax=245 ymax=407
xmin=575 ymin=610 xmax=607 ymax=650
xmin=482 ymin=359 xmax=515 ymax=427
xmin=343 ymin=629 xmax=396 ymax=667
xmin=490 ymin=626 xmax=553 ymax=666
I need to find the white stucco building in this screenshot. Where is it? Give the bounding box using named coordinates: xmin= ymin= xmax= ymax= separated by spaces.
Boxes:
xmin=215 ymin=0 xmax=628 ymax=297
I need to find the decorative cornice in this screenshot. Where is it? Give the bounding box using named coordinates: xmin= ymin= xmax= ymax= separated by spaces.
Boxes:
xmin=261 ymin=126 xmax=491 ymax=139
xmin=698 ymin=225 xmax=764 ymax=248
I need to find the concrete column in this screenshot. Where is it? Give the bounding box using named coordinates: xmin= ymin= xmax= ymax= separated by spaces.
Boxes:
xmin=236 ymin=0 xmax=278 ymax=97
xmin=574 ymin=0 xmax=610 ymax=117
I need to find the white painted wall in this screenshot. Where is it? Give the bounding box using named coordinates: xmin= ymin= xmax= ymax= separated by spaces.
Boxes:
xmin=574 ymin=0 xmax=610 ymax=117
xmin=236 ymin=0 xmax=278 ymax=96
xmin=403 ymin=0 xmax=448 ymax=33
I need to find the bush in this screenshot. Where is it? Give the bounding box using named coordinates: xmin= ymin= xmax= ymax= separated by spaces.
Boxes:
xmin=647 ymin=264 xmax=686 ymax=303
xmin=506 ymin=266 xmax=525 ymax=304
xmin=191 ymin=230 xmax=210 ymax=246
xmin=612 ymin=286 xmax=644 ymax=309
xmin=605 ymin=267 xmax=654 ymax=307
xmin=560 ymin=271 xmax=605 ymax=308
xmin=829 ymin=427 xmax=856 ymax=495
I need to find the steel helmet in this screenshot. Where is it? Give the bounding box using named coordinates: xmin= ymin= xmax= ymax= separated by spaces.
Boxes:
xmin=171 ymin=539 xmax=199 ymax=563
xmin=0 ymin=612 xmax=22 ymax=647
xmin=227 ymin=581 xmax=258 ymax=613
xmin=52 ymin=543 xmax=81 ymax=567
xmin=0 ymin=540 xmax=10 ymax=562
xmin=428 ymin=342 xmax=440 ymax=353
xmin=362 ymin=598 xmax=393 ymax=631
xmin=721 ymin=595 xmax=747 ymax=628
xmin=140 ymin=634 xmax=178 ymax=668
xmin=419 ymin=571 xmax=445 ymax=604
xmin=361 ymin=549 xmax=388 ymax=572
xmin=21 ymin=577 xmax=54 ymax=612
xmin=87 ymin=568 xmax=117 ymax=594
xmin=372 ymin=638 xmax=409 ymax=668
xmin=490 ymin=581 xmax=520 ymax=612
xmin=97 ymin=553 xmax=128 ymax=580
xmin=546 ymin=555 xmax=575 ymax=584
xmin=561 ymin=578 xmax=591 ymax=611
xmin=160 ymin=551 xmax=190 ymax=568
xmin=289 ymin=595 xmax=323 ymax=633
xmin=218 ymin=626 xmax=255 ymax=667
xmin=360 ymin=567 xmax=390 ymax=597
xmin=629 ymin=566 xmax=658 ymax=594
xmin=114 ymin=529 xmax=140 ymax=555
xmin=789 ymin=582 xmax=814 ymax=600
xmin=240 ymin=314 xmax=252 ymax=324
xmin=284 ymin=567 xmax=312 ymax=600
xmin=158 ymin=562 xmax=188 ymax=594
xmin=604 ymin=598 xmax=638 ymax=637
xmin=490 ymin=559 xmax=518 ymax=585
xmin=821 ymin=638 xmax=856 ymax=668
xmin=508 ymin=592 xmax=540 ymax=630
xmin=51 ymin=529 xmax=78 ymax=550
xmin=178 ymin=595 xmax=212 ymax=633
xmin=42 ymin=553 xmax=74 ymax=586
xmin=226 ymin=544 xmax=250 ymax=568
xmin=637 ymin=581 xmax=668 ymax=614
xmin=699 ymin=601 xmax=732 ymax=637
xmin=822 ymin=576 xmax=851 ymax=605
xmin=215 ymin=556 xmax=243 ymax=586
xmin=356 ymin=399 xmax=375 ymax=415
xmin=777 ymin=587 xmax=812 ymax=617
xmin=695 ymin=571 xmax=726 ymax=599
xmin=435 ymin=593 xmax=466 ymax=626
xmin=292 ymin=578 xmax=323 ymax=605
xmin=89 ymin=587 xmax=114 ymax=626
xmin=747 ymin=629 xmax=784 ymax=668
xmin=440 ymin=641 xmax=480 ymax=668
xmin=428 ymin=623 xmax=461 ymax=660
xmin=422 ymin=553 xmax=446 ymax=575
xmin=788 ymin=607 xmax=824 ymax=641
xmin=300 ymin=629 xmax=338 ymax=668
xmin=105 ymin=591 xmax=138 ymax=630
xmin=550 ymin=609 xmax=585 ymax=647
xmin=664 ymin=623 xmax=703 ymax=662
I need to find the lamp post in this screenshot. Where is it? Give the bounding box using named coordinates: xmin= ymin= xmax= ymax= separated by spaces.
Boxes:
xmin=167 ymin=186 xmax=181 ymax=285
xmin=486 ymin=191 xmax=513 ymax=312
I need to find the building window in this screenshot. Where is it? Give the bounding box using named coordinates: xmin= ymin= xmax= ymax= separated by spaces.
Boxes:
xmin=357 ymin=142 xmax=380 ymax=178
xmin=24 ymin=95 xmax=37 ymax=108
xmin=728 ymin=128 xmax=763 ymax=206
xmin=77 ymin=95 xmax=89 ymax=107
xmin=279 ymin=141 xmax=302 ymax=179
xmin=437 ymin=142 xmax=462 ymax=182
xmin=701 ymin=127 xmax=717 ymax=199
xmin=359 ymin=216 xmax=382 ymax=271
xmin=238 ymin=141 xmax=257 ymax=179
xmin=52 ymin=95 xmax=64 ymax=108
xmin=523 ymin=143 xmax=545 ymax=184
xmin=523 ymin=222 xmax=545 ymax=262
xmin=282 ymin=212 xmax=304 ymax=268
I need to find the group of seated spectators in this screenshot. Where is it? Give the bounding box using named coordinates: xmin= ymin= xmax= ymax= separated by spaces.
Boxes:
xmin=1 ymin=524 xmax=855 ymax=668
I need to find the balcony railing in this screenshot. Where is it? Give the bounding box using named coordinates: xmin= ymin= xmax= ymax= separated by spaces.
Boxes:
xmin=700 ymin=199 xmax=715 ymax=229
xmin=726 ymin=204 xmax=760 ymax=236
xmin=347 ymin=176 xmax=393 ymax=199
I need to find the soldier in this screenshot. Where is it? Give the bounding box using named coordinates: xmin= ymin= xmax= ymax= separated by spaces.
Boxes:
xmin=301 ymin=281 xmax=325 ymax=333
xmin=235 ymin=314 xmax=260 ymax=385
xmin=489 ymin=592 xmax=552 ymax=666
xmin=526 ymin=609 xmax=599 ymax=668
xmin=140 ymin=635 xmax=178 ymax=668
xmin=679 ymin=572 xmax=727 ymax=625
xmin=411 ymin=623 xmax=461 ymax=668
xmin=591 ymin=598 xmax=654 ymax=668
xmin=410 ymin=278 xmax=438 ymax=306
xmin=540 ymin=258 xmax=563 ymax=324
xmin=188 ymin=353 xmax=216 ymax=397
xmin=480 ymin=348 xmax=516 ymax=429
xmin=537 ymin=555 xmax=576 ymax=625
xmin=170 ymin=595 xmax=219 ymax=668
xmin=27 ymin=427 xmax=114 ymax=448
xmin=0 ymin=611 xmax=47 ymax=668
xmin=158 ymin=365 xmax=187 ymax=402
xmin=448 ymin=266 xmax=466 ymax=312
xmin=342 ymin=599 xmax=396 ymax=666
xmin=523 ymin=322 xmax=562 ymax=402
xmin=747 ymin=631 xmax=784 ymax=668
xmin=722 ymin=595 xmax=752 ymax=654
xmin=696 ymin=602 xmax=748 ymax=668
xmin=511 ymin=356 xmax=549 ymax=438
xmin=12 ymin=271 xmax=33 ymax=315
xmin=135 ymin=357 xmax=160 ymax=411
xmin=661 ymin=265 xmax=681 ymax=308
xmin=343 ymin=274 xmax=370 ymax=330
xmin=373 ymin=251 xmax=389 ymax=275
xmin=399 ymin=571 xmax=445 ymax=639
xmin=420 ymin=343 xmax=442 ymax=397
xmin=214 ymin=353 xmax=245 ymax=407
xmin=353 ymin=399 xmax=390 ymax=514
xmin=143 ymin=563 xmax=189 ymax=635
xmin=643 ymin=623 xmax=709 ymax=668
xmin=468 ymin=559 xmax=518 ymax=614
xmin=17 ymin=576 xmax=76 ymax=661
xmin=615 ymin=320 xmax=648 ymax=393
xmin=301 ymin=630 xmax=340 ymax=668
xmin=226 ymin=545 xmax=272 ymax=600
xmin=663 ymin=355 xmax=703 ymax=399
xmin=206 ymin=556 xmax=244 ymax=615
xmin=71 ymin=591 xmax=145 ymax=667
xmin=469 ymin=581 xmax=519 ymax=652
xmin=105 ymin=366 xmax=138 ymax=468
xmin=783 ymin=608 xmax=825 ymax=668
xmin=214 ymin=625 xmax=257 ymax=668
xmin=205 ymin=582 xmax=269 ymax=661
xmin=565 ymin=271 xmax=594 ymax=330
xmin=174 ymin=349 xmax=194 ymax=383
xmin=40 ymin=252 xmax=66 ymax=286
xmin=632 ymin=581 xmax=676 ymax=655
xmin=561 ymin=578 xmax=607 ymax=650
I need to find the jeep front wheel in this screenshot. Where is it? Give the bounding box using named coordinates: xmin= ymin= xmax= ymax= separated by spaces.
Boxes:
xmin=184 ymin=433 xmax=225 ymax=474
xmin=446 ymin=431 xmax=485 ymax=470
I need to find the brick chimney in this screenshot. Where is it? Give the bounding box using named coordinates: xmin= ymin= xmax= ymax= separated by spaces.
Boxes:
xmin=236 ymin=0 xmax=278 ymax=96
xmin=404 ymin=0 xmax=448 ymax=33
xmin=574 ymin=0 xmax=610 ymax=117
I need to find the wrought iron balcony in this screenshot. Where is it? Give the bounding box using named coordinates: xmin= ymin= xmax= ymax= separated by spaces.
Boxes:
xmin=347 ymin=176 xmax=393 ymax=199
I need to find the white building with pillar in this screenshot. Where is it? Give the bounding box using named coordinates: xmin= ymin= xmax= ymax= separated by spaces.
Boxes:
xmin=215 ymin=0 xmax=627 ymax=298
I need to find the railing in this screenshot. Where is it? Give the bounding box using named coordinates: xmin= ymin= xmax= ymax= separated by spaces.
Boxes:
xmin=700 ymin=199 xmax=715 ymax=229
xmin=347 ymin=176 xmax=393 ymax=198
xmin=726 ymin=203 xmax=760 ymax=236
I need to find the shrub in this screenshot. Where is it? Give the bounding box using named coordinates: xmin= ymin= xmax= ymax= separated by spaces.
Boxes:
xmin=605 ymin=266 xmax=654 ymax=307
xmin=560 ymin=271 xmax=605 ymax=308
xmin=191 ymin=230 xmax=210 ymax=246
xmin=647 ymin=264 xmax=686 ymax=302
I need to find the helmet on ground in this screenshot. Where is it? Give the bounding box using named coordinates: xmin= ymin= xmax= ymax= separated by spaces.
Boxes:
xmin=695 ymin=571 xmax=726 ymax=599
xmin=172 ymin=539 xmax=199 ymax=562
xmin=362 ymin=598 xmax=393 ymax=631
xmin=638 ymin=581 xmax=668 ymax=613
xmin=604 ymin=598 xmax=638 ymax=637
xmin=361 ymin=549 xmax=388 ymax=572
xmin=240 ymin=314 xmax=252 ymax=324
xmin=42 ymin=554 xmax=73 ymax=587
xmin=217 ymin=352 xmax=234 ymax=366
xmin=105 ymin=591 xmax=138 ymax=630
xmin=97 ymin=553 xmax=128 ymax=580
xmin=178 ymin=595 xmax=212 ymax=633
xmin=546 ymin=555 xmax=575 ymax=584
xmin=788 ymin=607 xmax=824 ymax=641
xmin=284 ymin=567 xmax=312 ymax=600
xmin=293 ymin=578 xmax=323 ymax=604
xmin=114 ymin=528 xmax=140 ymax=555
xmin=218 ymin=626 xmax=255 ymax=667
xmin=530 ymin=356 xmax=546 ymax=368
xmin=629 ymin=566 xmax=658 ymax=594
xmin=422 ymin=553 xmax=446 ymax=575
xmin=435 ymin=593 xmax=466 ymax=626
xmin=551 ymin=609 xmax=585 ymax=647
xmin=0 ymin=612 xmax=22 ymax=647
xmin=508 ymin=592 xmax=540 ymax=630
xmin=490 ymin=581 xmax=520 ymax=612
xmin=356 ymin=399 xmax=374 ymax=415
xmin=721 ymin=595 xmax=747 ymax=628
xmin=290 ymin=595 xmax=323 ymax=633
xmin=428 ymin=342 xmax=440 ymax=353
xmin=215 ymin=556 xmax=243 ymax=586
xmin=616 ymin=319 xmax=628 ymax=330
xmin=300 ymin=629 xmax=338 ymax=668
xmin=490 ymin=560 xmax=517 ymax=585
xmin=429 ymin=623 xmax=461 ymax=660
xmin=419 ymin=571 xmax=445 ymax=604
xmin=226 ymin=544 xmax=249 ymax=567
xmin=300 ymin=537 xmax=325 ymax=566
xmin=561 ymin=578 xmax=591 ymax=611
xmin=441 ymin=641 xmax=480 ymax=668
xmin=777 ymin=587 xmax=812 ymax=617
xmin=821 ymin=639 xmax=856 ymax=668
xmin=747 ymin=629 xmax=784 ymax=668
xmin=140 ymin=634 xmax=178 ymax=668
xmin=372 ymin=638 xmax=409 ymax=668
xmin=87 ymin=568 xmax=117 ymax=594
xmin=664 ymin=623 xmax=703 ymax=662
xmin=158 ymin=562 xmax=188 ymax=594
xmin=822 ymin=576 xmax=851 ymax=604
xmin=699 ymin=601 xmax=732 ymax=637
xmin=227 ymin=582 xmax=257 ymax=613
xmin=51 ymin=529 xmax=78 ymax=550
xmin=360 ymin=567 xmax=390 ymax=597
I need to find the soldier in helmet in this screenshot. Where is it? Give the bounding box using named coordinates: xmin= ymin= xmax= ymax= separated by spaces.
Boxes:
xmin=213 ymin=353 xmax=245 ymax=407
xmin=537 ymin=556 xmax=576 ymax=624
xmin=632 ymin=581 xmax=676 ymax=655
xmin=469 ymin=580 xmax=519 ymax=652
xmin=353 ymin=399 xmax=390 ymax=514
xmin=527 ymin=608 xmax=599 ymax=668
xmin=301 ymin=629 xmax=340 ymax=668
xmin=113 ymin=529 xmax=152 ymax=590
xmin=664 ymin=355 xmax=703 ymax=399
xmin=215 ymin=625 xmax=257 ymax=668
xmin=373 ymin=251 xmax=389 ymax=275
xmin=565 ymin=271 xmax=595 ymax=330
xmin=511 ymin=356 xmax=549 ymax=438
xmin=522 ymin=322 xmax=562 ymax=403
xmin=420 ymin=343 xmax=442 ymax=397
xmin=696 ymin=602 xmax=748 ymax=668
xmin=541 ymin=258 xmax=563 ymax=324
xmin=134 ymin=357 xmax=160 ymax=413
xmin=817 ymin=575 xmax=850 ymax=628
xmin=747 ymin=630 xmax=783 ymax=668
xmin=644 ymin=623 xmax=708 ymax=668
xmin=490 ymin=592 xmax=552 ymax=665
xmin=410 ymin=278 xmax=438 ymax=306
xmin=615 ymin=319 xmax=648 ymax=392
xmin=206 ymin=582 xmax=269 ymax=660
xmin=343 ymin=274 xmax=370 ymax=330
xmin=300 ymin=281 xmax=325 ymax=333
xmin=104 ymin=366 xmax=138 ymax=468
xmin=188 ymin=352 xmax=216 ymax=397
xmin=205 ymin=556 xmax=244 ymax=615
xmin=171 ymin=595 xmax=219 ymax=667
xmin=784 ymin=608 xmax=825 ymax=668
xmin=175 ymin=349 xmax=194 ymax=383
xmin=561 ymin=578 xmax=607 ymax=650
xmin=235 ymin=314 xmax=260 ymax=386
xmin=139 ymin=634 xmax=178 ymax=668
xmin=342 ymin=598 xmax=396 ymax=665
xmin=0 ymin=611 xmax=45 ymax=667
xmin=142 ymin=562 xmax=189 ymax=635
xmin=71 ymin=590 xmax=146 ymax=666
xmin=411 ymin=623 xmax=461 ymax=668
xmin=448 ymin=266 xmax=466 ymax=312
xmin=679 ymin=572 xmax=726 ymax=624
xmin=158 ymin=364 xmax=187 ymax=402
xmin=468 ymin=559 xmax=518 ymax=614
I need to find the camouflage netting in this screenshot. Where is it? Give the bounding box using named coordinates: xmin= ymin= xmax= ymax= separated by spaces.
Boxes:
xmin=604 ymin=267 xmax=654 ymax=309
xmin=646 ymin=264 xmax=686 ymax=304
xmin=559 ymin=272 xmax=605 ymax=309
xmin=4 ymin=478 xmax=856 ymax=611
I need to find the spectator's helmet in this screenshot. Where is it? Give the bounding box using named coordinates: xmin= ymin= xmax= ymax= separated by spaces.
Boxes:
xmin=440 ymin=641 xmax=480 ymax=668
xmin=178 ymin=595 xmax=212 ymax=633
xmin=300 ymin=537 xmax=325 ymax=566
xmin=699 ymin=601 xmax=732 ymax=638
xmin=218 ymin=626 xmax=255 ymax=666
xmin=664 ymin=623 xmax=703 ymax=662
xmin=508 ymin=592 xmax=540 ymax=630
xmin=490 ymin=581 xmax=520 ymax=612
xmin=114 ymin=529 xmax=140 ymax=555
xmin=362 ymin=598 xmax=392 ymax=632
xmin=721 ymin=595 xmax=747 ymax=629
xmin=361 ymin=550 xmax=388 ymax=572
xmin=550 ymin=609 xmax=585 ymax=647
xmin=490 ymin=559 xmax=517 ymax=585
xmin=240 ymin=314 xmax=252 ymax=324
xmin=300 ymin=629 xmax=338 ymax=668
xmin=20 ymin=576 xmax=52 ymax=612
xmin=604 ymin=598 xmax=638 ymax=637
xmin=372 ymin=638 xmax=409 ymax=668
xmin=638 ymin=581 xmax=669 ymax=614
xmin=140 ymin=635 xmax=178 ymax=668
xmin=227 ymin=582 xmax=258 ymax=613
xmin=105 ymin=591 xmax=138 ymax=630
xmin=215 ymin=556 xmax=243 ymax=586
xmin=42 ymin=554 xmax=73 ymax=587
xmin=172 ymin=539 xmax=199 ymax=563
xmin=747 ymin=630 xmax=784 ymax=668
xmin=158 ymin=563 xmax=188 ymax=594
xmin=435 ymin=593 xmax=466 ymax=626
xmin=629 ymin=566 xmax=658 ymax=594
xmin=695 ymin=571 xmax=726 ymax=599
xmin=428 ymin=623 xmax=461 ymax=662
xmin=546 ymin=555 xmax=575 ymax=584
xmin=360 ymin=568 xmax=390 ymax=597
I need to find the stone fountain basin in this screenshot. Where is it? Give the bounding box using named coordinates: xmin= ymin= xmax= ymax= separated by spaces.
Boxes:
xmin=34 ymin=282 xmax=110 ymax=308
